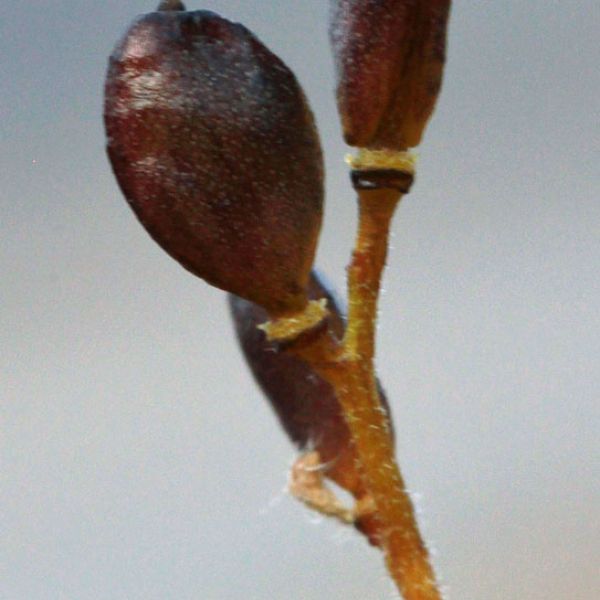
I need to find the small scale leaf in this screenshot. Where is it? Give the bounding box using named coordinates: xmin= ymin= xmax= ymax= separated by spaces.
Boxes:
xmin=104 ymin=8 xmax=323 ymax=315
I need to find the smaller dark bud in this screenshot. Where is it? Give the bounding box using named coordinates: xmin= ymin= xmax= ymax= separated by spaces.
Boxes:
xmin=330 ymin=0 xmax=451 ymax=150
xmin=229 ymin=270 xmax=393 ymax=545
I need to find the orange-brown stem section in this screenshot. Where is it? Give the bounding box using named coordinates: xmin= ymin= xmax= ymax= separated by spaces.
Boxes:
xmin=290 ymin=187 xmax=440 ymax=599
xmin=344 ymin=187 xmax=399 ymax=361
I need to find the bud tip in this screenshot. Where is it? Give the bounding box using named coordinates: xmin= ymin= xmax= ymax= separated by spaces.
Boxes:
xmin=157 ymin=0 xmax=185 ymax=11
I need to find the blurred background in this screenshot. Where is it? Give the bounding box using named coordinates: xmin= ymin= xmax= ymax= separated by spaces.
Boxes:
xmin=2 ymin=1 xmax=599 ymax=598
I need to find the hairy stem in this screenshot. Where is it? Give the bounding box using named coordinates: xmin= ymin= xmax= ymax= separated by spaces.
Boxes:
xmin=291 ymin=185 xmax=441 ymax=599
xmin=344 ymin=187 xmax=398 ymax=361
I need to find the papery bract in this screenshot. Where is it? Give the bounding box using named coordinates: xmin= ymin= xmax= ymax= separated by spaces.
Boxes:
xmin=330 ymin=0 xmax=451 ymax=150
xmin=104 ymin=3 xmax=323 ymax=315
xmin=229 ymin=271 xmax=393 ymax=545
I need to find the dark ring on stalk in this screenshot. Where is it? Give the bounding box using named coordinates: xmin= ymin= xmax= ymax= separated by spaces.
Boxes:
xmin=350 ymin=169 xmax=414 ymax=194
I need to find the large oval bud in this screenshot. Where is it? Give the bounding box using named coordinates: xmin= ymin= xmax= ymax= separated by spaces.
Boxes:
xmin=330 ymin=0 xmax=451 ymax=150
xmin=104 ymin=3 xmax=323 ymax=315
xmin=229 ymin=271 xmax=393 ymax=544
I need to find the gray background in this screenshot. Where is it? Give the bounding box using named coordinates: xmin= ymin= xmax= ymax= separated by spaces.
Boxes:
xmin=2 ymin=1 xmax=599 ymax=598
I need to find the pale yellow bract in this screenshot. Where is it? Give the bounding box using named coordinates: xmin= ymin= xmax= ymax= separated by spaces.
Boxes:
xmin=258 ymin=298 xmax=329 ymax=342
xmin=345 ymin=148 xmax=417 ymax=175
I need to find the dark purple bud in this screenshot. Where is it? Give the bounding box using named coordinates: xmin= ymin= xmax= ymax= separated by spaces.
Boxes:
xmin=104 ymin=7 xmax=323 ymax=315
xmin=157 ymin=0 xmax=185 ymax=11
xmin=229 ymin=270 xmax=393 ymax=544
xmin=330 ymin=0 xmax=451 ymax=150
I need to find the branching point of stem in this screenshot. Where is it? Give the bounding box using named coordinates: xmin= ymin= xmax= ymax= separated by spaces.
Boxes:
xmin=284 ymin=169 xmax=442 ymax=599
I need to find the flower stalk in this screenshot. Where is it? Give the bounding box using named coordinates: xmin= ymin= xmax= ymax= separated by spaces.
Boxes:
xmin=281 ymin=164 xmax=441 ymax=598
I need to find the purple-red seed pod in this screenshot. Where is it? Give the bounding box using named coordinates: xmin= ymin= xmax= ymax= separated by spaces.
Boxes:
xmin=104 ymin=3 xmax=323 ymax=316
xmin=229 ymin=271 xmax=393 ymax=545
xmin=330 ymin=0 xmax=451 ymax=150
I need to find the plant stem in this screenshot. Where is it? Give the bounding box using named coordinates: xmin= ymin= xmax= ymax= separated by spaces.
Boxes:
xmin=291 ymin=185 xmax=441 ymax=599
xmin=329 ymin=360 xmax=440 ymax=600
xmin=344 ymin=187 xmax=399 ymax=362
